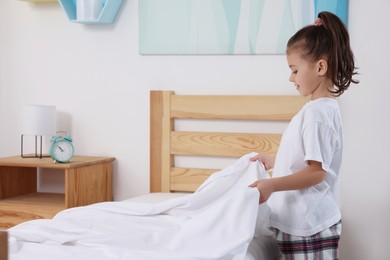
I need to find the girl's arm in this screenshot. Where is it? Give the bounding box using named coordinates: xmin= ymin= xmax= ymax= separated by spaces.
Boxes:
xmin=249 ymin=160 xmax=326 ymax=203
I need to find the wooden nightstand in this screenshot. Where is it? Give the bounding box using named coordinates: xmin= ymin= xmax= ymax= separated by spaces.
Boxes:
xmin=0 ymin=155 xmax=115 ymax=229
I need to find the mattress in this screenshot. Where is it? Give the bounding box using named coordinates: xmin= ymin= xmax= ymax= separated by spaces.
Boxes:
xmin=124 ymin=192 xmax=282 ymax=260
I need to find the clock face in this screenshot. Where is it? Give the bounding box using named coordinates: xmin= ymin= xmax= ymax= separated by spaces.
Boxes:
xmin=52 ymin=140 xmax=74 ymax=162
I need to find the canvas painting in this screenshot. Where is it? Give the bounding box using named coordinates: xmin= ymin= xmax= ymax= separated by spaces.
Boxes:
xmin=139 ymin=0 xmax=348 ymax=55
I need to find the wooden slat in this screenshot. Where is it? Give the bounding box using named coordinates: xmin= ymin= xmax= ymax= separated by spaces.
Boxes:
xmin=171 ymin=131 xmax=281 ymax=157
xmin=171 ymin=167 xmax=218 ymax=192
xmin=171 ymin=95 xmax=308 ymax=120
xmin=0 ymin=230 xmax=7 ymax=260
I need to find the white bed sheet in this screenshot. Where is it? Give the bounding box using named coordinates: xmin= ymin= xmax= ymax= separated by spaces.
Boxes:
xmin=124 ymin=192 xmax=282 ymax=260
xmin=8 ymin=153 xmax=282 ymax=260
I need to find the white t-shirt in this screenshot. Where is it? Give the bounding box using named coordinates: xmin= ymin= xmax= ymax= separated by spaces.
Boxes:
xmin=268 ymin=98 xmax=343 ymax=236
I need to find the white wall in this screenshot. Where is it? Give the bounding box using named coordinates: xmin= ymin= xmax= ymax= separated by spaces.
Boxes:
xmin=0 ymin=1 xmax=389 ymax=259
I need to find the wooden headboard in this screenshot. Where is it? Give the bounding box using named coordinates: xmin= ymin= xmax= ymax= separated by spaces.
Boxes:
xmin=150 ymin=90 xmax=308 ymax=193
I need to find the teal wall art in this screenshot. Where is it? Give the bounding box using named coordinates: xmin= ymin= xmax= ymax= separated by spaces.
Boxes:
xmin=139 ymin=0 xmax=348 ymax=55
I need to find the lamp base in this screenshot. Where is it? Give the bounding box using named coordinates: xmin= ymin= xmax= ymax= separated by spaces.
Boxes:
xmin=21 ymin=135 xmax=50 ymax=159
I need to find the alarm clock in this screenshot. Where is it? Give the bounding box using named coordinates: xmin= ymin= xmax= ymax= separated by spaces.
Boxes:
xmin=50 ymin=134 xmax=74 ymax=163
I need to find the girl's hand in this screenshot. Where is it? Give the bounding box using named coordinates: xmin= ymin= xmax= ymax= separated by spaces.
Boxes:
xmin=249 ymin=153 xmax=275 ymax=171
xmin=249 ymin=179 xmax=274 ymax=204
xmin=249 ymin=161 xmax=327 ymax=204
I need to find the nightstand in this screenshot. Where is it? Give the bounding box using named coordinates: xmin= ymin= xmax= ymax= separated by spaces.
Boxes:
xmin=0 ymin=155 xmax=115 ymax=229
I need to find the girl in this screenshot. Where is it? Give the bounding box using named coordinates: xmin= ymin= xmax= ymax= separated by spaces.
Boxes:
xmin=249 ymin=11 xmax=359 ymax=259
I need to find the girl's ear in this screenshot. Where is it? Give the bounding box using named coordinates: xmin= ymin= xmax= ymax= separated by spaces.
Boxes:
xmin=317 ymin=59 xmax=328 ymax=76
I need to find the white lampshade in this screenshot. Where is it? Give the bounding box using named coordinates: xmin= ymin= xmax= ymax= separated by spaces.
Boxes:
xmin=23 ymin=105 xmax=56 ymax=136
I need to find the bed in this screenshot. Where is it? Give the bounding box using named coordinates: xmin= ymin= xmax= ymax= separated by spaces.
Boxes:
xmin=0 ymin=90 xmax=308 ymax=260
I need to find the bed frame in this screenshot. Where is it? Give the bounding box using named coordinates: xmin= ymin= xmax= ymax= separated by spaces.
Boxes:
xmin=150 ymin=90 xmax=308 ymax=192
xmin=0 ymin=90 xmax=307 ymax=260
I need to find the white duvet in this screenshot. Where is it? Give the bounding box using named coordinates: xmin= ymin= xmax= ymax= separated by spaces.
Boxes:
xmin=8 ymin=153 xmax=272 ymax=260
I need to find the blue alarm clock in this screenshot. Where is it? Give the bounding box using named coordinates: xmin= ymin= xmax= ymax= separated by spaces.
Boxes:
xmin=50 ymin=134 xmax=74 ymax=163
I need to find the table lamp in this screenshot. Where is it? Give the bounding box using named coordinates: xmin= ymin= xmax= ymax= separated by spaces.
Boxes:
xmin=21 ymin=105 xmax=56 ymax=158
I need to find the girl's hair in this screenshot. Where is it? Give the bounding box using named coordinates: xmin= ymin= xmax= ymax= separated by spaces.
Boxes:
xmin=287 ymin=11 xmax=359 ymax=96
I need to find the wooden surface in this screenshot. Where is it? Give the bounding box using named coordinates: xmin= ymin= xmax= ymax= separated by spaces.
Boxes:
xmin=150 ymin=91 xmax=308 ymax=193
xmin=65 ymin=162 xmax=113 ymax=207
xmin=0 ymin=156 xmax=115 ymax=228
xmin=0 ymin=167 xmax=36 ymax=199
xmin=161 ymin=92 xmax=174 ymax=193
xmin=171 ymin=95 xmax=307 ymax=120
xmin=0 ymin=156 xmax=115 ymax=169
xmin=150 ymin=91 xmax=165 ymax=193
xmin=171 ymin=167 xmax=218 ymax=192
xmin=0 ymin=193 xmax=64 ymax=229
xmin=150 ymin=91 xmax=174 ymax=193
xmin=171 ymin=131 xmax=281 ymax=157
xmin=0 ymin=230 xmax=7 ymax=260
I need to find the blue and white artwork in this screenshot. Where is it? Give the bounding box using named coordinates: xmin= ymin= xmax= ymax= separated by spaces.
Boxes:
xmin=139 ymin=0 xmax=348 ymax=55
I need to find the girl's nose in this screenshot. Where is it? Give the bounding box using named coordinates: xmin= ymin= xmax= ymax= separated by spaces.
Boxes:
xmin=289 ymin=74 xmax=294 ymax=82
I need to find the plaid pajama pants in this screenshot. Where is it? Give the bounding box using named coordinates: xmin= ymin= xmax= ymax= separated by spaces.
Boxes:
xmin=273 ymin=220 xmax=342 ymax=260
